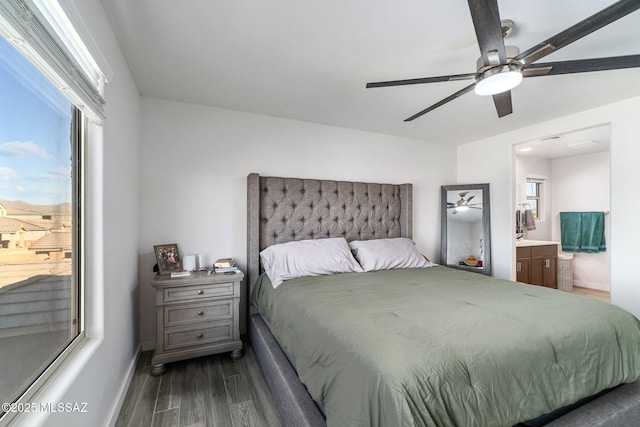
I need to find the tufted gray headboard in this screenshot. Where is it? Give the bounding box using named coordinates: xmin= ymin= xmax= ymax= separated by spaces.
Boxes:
xmin=246 ymin=173 xmax=413 ymax=295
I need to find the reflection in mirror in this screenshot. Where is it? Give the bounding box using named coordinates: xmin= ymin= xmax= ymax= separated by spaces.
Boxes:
xmin=441 ymin=184 xmax=491 ymax=275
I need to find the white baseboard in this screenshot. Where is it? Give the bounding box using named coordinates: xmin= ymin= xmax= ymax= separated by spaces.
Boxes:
xmin=573 ymin=280 xmax=610 ymax=292
xmin=106 ymin=343 xmax=141 ymax=427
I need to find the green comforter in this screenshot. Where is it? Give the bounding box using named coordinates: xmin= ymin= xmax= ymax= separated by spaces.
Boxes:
xmin=252 ymin=267 xmax=640 ymax=427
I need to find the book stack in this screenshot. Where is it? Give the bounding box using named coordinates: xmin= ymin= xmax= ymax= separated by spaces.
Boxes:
xmin=213 ymin=258 xmax=238 ymax=274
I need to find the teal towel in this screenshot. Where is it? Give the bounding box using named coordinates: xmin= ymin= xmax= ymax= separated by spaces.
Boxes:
xmin=580 ymin=212 xmax=606 ymax=252
xmin=559 ymin=211 xmax=606 ymax=253
xmin=560 ymin=212 xmax=581 ymax=252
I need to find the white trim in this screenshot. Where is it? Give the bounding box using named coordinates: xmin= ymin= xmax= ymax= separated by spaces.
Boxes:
xmin=525 ymin=174 xmax=547 ymax=222
xmin=49 ymin=0 xmax=112 ymax=83
xmin=34 ymin=0 xmax=112 ymax=85
xmin=0 ymin=0 xmax=105 ymax=123
xmin=574 ymin=279 xmax=609 ymax=292
xmin=0 ymin=115 xmax=105 ymax=427
xmin=5 ymin=336 xmax=103 ymax=427
xmin=106 ymin=344 xmax=142 ymax=427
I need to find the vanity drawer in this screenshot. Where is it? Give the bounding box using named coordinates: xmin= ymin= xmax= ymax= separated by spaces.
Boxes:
xmin=163 ymin=281 xmax=235 ymax=303
xmin=516 ymin=247 xmax=531 ymax=258
xmin=164 ymin=321 xmax=233 ymax=351
xmin=531 ymin=245 xmax=557 ymax=257
xmin=165 ymin=300 xmax=233 ymax=327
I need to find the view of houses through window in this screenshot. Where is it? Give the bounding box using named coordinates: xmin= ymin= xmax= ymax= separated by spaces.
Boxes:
xmin=0 ymin=35 xmax=81 ymax=410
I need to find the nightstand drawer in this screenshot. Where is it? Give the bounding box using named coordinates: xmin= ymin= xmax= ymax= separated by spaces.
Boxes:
xmin=164 ymin=321 xmax=233 ymax=351
xmin=163 ymin=282 xmax=234 ymax=302
xmin=165 ymin=300 xmax=233 ymax=327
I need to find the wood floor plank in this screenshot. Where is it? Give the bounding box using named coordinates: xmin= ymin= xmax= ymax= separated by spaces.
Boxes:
xmin=115 ymin=364 xmax=153 ymax=427
xmin=125 ymin=367 xmax=161 ymax=427
xmin=206 ymin=356 xmax=234 ymax=427
xmin=571 ymin=286 xmax=610 ymax=302
xmin=139 ymin=350 xmax=153 ymax=367
xmin=225 ymin=374 xmax=253 ymax=405
xmin=229 ymin=401 xmax=262 ymax=427
xmin=220 ymin=353 xmax=245 ymax=377
xmin=242 ymin=344 xmax=282 ymax=427
xmin=155 ymin=363 xmax=182 ymax=411
xmin=152 ymin=408 xmax=179 ymax=427
xmin=179 ymin=358 xmax=212 ymax=427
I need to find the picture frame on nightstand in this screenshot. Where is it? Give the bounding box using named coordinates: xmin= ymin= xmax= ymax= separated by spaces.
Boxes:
xmin=154 ymin=243 xmax=182 ymax=275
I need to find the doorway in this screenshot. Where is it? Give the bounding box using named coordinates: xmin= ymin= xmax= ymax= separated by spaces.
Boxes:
xmin=514 ymin=124 xmax=611 ymax=297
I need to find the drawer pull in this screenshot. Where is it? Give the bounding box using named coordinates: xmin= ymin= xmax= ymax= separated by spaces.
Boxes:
xmin=197 ymin=311 xmax=204 ymax=316
xmin=197 ymin=290 xmax=204 ymax=295
xmin=196 ymin=333 xmax=204 ymax=339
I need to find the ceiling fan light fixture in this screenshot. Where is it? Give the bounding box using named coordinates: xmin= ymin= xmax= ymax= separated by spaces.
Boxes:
xmin=474 ymin=64 xmax=523 ymax=96
xmin=455 ymin=206 xmax=469 ymax=212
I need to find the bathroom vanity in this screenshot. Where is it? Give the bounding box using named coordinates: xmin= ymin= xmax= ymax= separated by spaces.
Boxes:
xmin=516 ymin=240 xmax=558 ymax=288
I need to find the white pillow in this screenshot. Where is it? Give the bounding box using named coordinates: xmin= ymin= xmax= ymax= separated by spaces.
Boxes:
xmin=260 ymin=237 xmax=363 ymax=288
xmin=349 ymin=237 xmax=436 ymax=272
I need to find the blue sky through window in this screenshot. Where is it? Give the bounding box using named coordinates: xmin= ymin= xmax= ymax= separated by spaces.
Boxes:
xmin=0 ymin=36 xmax=72 ymax=205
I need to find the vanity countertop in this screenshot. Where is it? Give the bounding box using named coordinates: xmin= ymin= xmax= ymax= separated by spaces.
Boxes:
xmin=515 ymin=239 xmax=560 ymax=247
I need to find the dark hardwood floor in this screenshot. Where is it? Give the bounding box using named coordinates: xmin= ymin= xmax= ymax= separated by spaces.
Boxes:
xmin=116 ymin=341 xmax=282 ymax=427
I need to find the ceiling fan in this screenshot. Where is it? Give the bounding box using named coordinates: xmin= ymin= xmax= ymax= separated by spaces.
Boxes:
xmin=366 ymin=0 xmax=640 ymax=121
xmin=447 ymin=192 xmax=482 ymax=214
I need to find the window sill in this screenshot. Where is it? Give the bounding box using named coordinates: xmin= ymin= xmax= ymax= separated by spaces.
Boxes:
xmin=1 ymin=335 xmax=103 ymax=427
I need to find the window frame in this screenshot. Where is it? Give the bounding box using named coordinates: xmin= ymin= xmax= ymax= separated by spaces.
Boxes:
xmin=0 ymin=0 xmax=104 ymax=423
xmin=526 ymin=177 xmax=545 ymax=221
xmin=0 ymin=106 xmax=86 ymax=426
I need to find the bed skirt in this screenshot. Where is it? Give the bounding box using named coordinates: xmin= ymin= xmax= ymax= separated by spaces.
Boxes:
xmin=249 ymin=312 xmax=326 ymax=426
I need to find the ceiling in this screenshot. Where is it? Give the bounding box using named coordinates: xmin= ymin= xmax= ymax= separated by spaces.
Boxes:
xmin=100 ymin=0 xmax=640 ymax=145
xmin=515 ymin=123 xmax=611 ymax=159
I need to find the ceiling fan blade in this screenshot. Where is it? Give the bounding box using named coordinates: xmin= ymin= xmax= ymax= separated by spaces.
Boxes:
xmin=404 ymin=83 xmax=476 ymax=121
xmin=516 ymin=0 xmax=640 ymax=66
xmin=466 ymin=195 xmax=475 ymax=203
xmin=366 ymin=73 xmax=476 ymax=88
xmin=492 ymin=91 xmax=513 ymax=117
xmin=523 ymin=55 xmax=640 ymax=77
xmin=467 ymin=0 xmax=507 ymax=65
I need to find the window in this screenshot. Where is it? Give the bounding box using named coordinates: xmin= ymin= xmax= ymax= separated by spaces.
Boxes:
xmin=0 ymin=34 xmax=83 ymax=414
xmin=0 ymin=1 xmax=104 ymax=419
xmin=526 ymin=178 xmax=544 ymax=220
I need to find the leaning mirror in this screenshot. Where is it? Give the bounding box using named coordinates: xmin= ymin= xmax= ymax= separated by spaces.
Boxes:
xmin=441 ymin=184 xmax=491 ymax=275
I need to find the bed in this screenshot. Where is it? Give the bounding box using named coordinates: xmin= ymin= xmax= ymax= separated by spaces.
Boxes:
xmin=246 ymin=173 xmax=640 ymax=427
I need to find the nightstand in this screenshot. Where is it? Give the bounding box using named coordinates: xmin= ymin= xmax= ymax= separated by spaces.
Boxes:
xmin=150 ymin=270 xmax=243 ymax=375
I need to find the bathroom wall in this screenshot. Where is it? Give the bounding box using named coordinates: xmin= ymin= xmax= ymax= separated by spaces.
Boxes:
xmin=551 ymin=151 xmax=610 ymax=291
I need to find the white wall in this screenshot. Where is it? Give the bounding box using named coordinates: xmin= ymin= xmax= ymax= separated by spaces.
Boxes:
xmin=19 ymin=0 xmax=143 ymax=426
xmin=447 ymin=217 xmax=483 ymax=266
xmin=551 ymin=151 xmax=610 ymax=291
xmin=457 ymin=96 xmax=640 ymax=319
xmin=138 ymin=97 xmax=456 ymax=348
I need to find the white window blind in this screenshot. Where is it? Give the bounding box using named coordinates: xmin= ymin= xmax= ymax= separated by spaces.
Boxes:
xmin=0 ymin=0 xmax=106 ymax=123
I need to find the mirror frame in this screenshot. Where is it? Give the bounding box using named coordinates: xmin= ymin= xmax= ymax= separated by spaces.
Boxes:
xmin=441 ymin=183 xmax=492 ymax=276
